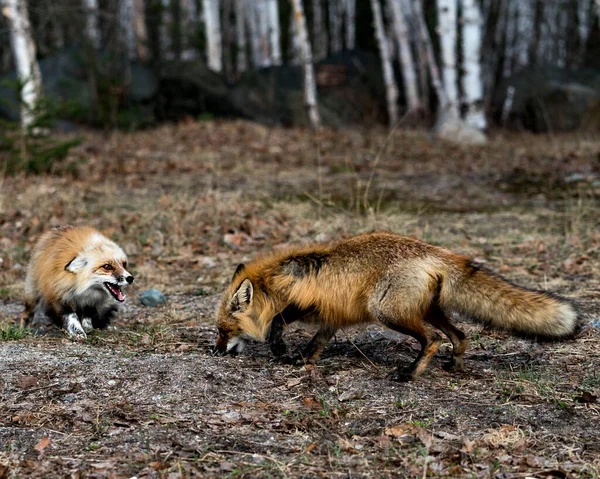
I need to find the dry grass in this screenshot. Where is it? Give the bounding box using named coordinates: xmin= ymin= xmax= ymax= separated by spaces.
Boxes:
xmin=0 ymin=121 xmax=599 ymax=477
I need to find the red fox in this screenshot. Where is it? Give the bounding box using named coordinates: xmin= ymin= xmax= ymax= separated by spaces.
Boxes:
xmin=213 ymin=232 xmax=579 ymax=381
xmin=20 ymin=226 xmax=134 ymax=338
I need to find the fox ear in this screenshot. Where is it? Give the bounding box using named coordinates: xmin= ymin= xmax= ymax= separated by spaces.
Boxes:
xmin=65 ymin=255 xmax=87 ymax=273
xmin=232 ymin=263 xmax=245 ymax=281
xmin=230 ymin=278 xmax=253 ymax=311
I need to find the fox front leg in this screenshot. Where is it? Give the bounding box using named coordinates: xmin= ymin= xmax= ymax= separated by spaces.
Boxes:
xmin=268 ymin=314 xmax=288 ymax=357
xmin=63 ymin=313 xmax=87 ymax=339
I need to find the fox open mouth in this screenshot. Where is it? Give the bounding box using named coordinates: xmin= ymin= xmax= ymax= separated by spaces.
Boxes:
xmin=104 ymin=282 xmax=125 ymax=302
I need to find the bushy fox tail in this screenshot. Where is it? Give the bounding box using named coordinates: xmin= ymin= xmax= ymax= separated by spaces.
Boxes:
xmin=439 ymin=260 xmax=579 ymax=339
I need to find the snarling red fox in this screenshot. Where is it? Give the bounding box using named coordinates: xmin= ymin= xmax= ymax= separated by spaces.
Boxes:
xmin=21 ymin=226 xmax=134 ymax=338
xmin=214 ymin=232 xmax=578 ymax=381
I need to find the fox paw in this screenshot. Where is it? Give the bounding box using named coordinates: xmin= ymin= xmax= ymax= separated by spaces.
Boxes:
xmin=81 ymin=318 xmax=94 ymax=333
xmin=278 ymin=355 xmax=307 ymax=366
xmin=442 ymin=358 xmax=463 ymax=372
xmin=387 ymin=369 xmax=414 ymax=382
xmin=270 ymin=341 xmax=287 ymax=357
xmin=64 ymin=314 xmax=87 ymax=340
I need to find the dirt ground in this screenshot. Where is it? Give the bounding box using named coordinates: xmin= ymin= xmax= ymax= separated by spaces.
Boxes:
xmin=1 ymin=121 xmax=600 ymax=478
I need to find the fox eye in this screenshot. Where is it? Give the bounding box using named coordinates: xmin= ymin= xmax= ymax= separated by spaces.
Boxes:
xmin=122 ymin=261 xmax=128 ymax=269
xmin=102 ymin=264 xmax=114 ymax=271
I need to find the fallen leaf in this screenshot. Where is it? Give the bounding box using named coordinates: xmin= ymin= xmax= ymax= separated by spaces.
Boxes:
xmin=17 ymin=376 xmax=38 ymax=389
xmin=461 ymin=438 xmax=474 ymax=454
xmin=34 ymin=437 xmax=50 ymax=458
xmin=301 ymin=397 xmax=320 ymax=408
xmin=304 ymin=443 xmax=317 ymax=453
xmin=575 ymin=391 xmax=597 ymax=403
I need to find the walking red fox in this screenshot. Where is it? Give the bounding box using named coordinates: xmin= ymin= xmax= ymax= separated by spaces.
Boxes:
xmin=20 ymin=226 xmax=134 ymax=338
xmin=213 ymin=232 xmax=579 ymax=381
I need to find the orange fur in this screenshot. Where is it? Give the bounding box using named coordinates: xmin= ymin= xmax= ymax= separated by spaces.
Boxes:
xmin=21 ymin=226 xmax=131 ymax=333
xmin=215 ymin=232 xmax=579 ymax=380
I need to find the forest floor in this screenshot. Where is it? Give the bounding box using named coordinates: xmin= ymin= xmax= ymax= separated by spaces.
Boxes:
xmin=1 ymin=120 xmax=600 ymax=478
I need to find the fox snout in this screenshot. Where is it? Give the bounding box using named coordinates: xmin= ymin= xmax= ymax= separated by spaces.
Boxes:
xmin=119 ymin=274 xmax=134 ymax=285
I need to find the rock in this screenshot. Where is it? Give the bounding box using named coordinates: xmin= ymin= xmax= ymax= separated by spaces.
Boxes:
xmin=495 ymin=66 xmax=600 ymax=132
xmin=140 ymin=289 xmax=166 ymax=307
xmin=230 ymin=49 xmax=386 ymax=127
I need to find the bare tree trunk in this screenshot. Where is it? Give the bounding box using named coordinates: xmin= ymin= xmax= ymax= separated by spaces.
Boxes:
xmin=253 ymin=0 xmax=269 ymax=66
xmin=436 ymin=0 xmax=459 ymax=116
xmin=82 ymin=0 xmax=101 ymax=49
xmin=387 ymin=0 xmax=420 ymax=112
xmin=345 ymin=0 xmax=356 ymax=49
xmin=181 ymin=0 xmax=199 ymax=59
xmin=311 ymin=0 xmax=327 ymax=60
xmin=576 ymin=0 xmax=593 ymax=64
xmin=267 ymin=0 xmax=281 ymax=65
xmin=161 ymin=0 xmax=174 ymax=59
xmin=329 ymin=0 xmax=343 ymax=53
xmin=235 ymin=0 xmax=248 ymax=72
xmin=133 ymin=0 xmax=149 ymax=61
xmin=460 ymin=0 xmax=486 ymax=129
xmin=414 ymin=0 xmax=447 ymax=109
xmin=222 ymin=0 xmax=234 ymax=77
xmin=203 ymin=0 xmax=223 ymax=72
xmin=290 ymin=0 xmax=321 ymax=129
xmin=370 ymin=0 xmax=399 ymax=126
xmin=289 ymin=7 xmax=302 ymax=65
xmin=514 ymin=0 xmax=534 ymax=70
xmin=246 ymin=0 xmax=262 ymax=67
xmin=502 ymin=0 xmax=517 ymax=77
xmin=120 ymin=0 xmax=136 ymax=60
xmin=3 ymin=0 xmax=42 ymax=131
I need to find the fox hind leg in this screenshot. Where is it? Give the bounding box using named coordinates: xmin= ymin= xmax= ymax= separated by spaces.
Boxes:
xmin=424 ymin=305 xmax=467 ymax=372
xmin=19 ymin=302 xmax=35 ymax=329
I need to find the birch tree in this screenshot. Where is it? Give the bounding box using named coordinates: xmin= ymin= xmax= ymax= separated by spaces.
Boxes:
xmin=460 ymin=0 xmax=486 ymax=129
xmin=120 ymin=0 xmax=136 ymax=60
xmin=203 ymin=0 xmax=223 ymax=72
xmin=387 ymin=0 xmax=420 ymax=112
xmin=181 ymin=0 xmax=199 ymax=59
xmin=161 ymin=0 xmax=173 ymax=59
xmin=413 ymin=0 xmax=447 ymax=109
xmin=234 ymin=0 xmax=247 ymax=72
xmin=133 ymin=0 xmax=149 ymax=61
xmin=329 ymin=0 xmax=343 ymax=53
xmin=267 ymin=0 xmax=282 ymax=65
xmin=289 ymin=0 xmax=320 ymax=129
xmin=436 ymin=0 xmax=459 ymax=116
xmin=246 ymin=1 xmax=262 ymax=67
xmin=345 ymin=0 xmax=356 ymax=49
xmin=82 ymin=0 xmax=101 ymax=49
xmin=2 ymin=0 xmax=43 ymax=130
xmin=370 ymin=0 xmax=399 ymax=126
xmin=311 ymin=0 xmax=327 ymax=60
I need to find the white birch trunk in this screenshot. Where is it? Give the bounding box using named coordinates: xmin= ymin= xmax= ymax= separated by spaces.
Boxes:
xmin=290 ymin=0 xmax=320 ymax=129
xmin=253 ymin=0 xmax=269 ymax=66
xmin=387 ymin=0 xmax=420 ymax=112
xmin=557 ymin=5 xmax=568 ymax=68
xmin=82 ymin=0 xmax=101 ymax=50
xmin=3 ymin=0 xmax=42 ymax=130
xmin=288 ymin=7 xmax=302 ymax=65
xmin=370 ymin=0 xmax=399 ymax=126
xmin=246 ymin=0 xmax=262 ymax=67
xmin=414 ymin=0 xmax=447 ymax=109
xmin=515 ymin=0 xmax=534 ymax=70
xmin=436 ymin=0 xmax=459 ymax=116
xmin=345 ymin=0 xmax=356 ymax=49
xmin=181 ymin=0 xmax=200 ymax=59
xmin=235 ymin=0 xmax=247 ymax=72
xmin=460 ymin=0 xmax=486 ymax=129
xmin=267 ymin=0 xmax=281 ymax=65
xmin=120 ymin=0 xmax=136 ymax=60
xmin=329 ymin=0 xmax=343 ymax=53
xmin=203 ymin=0 xmax=222 ymax=72
xmin=133 ymin=0 xmax=149 ymax=61
xmin=311 ymin=0 xmax=327 ymax=60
